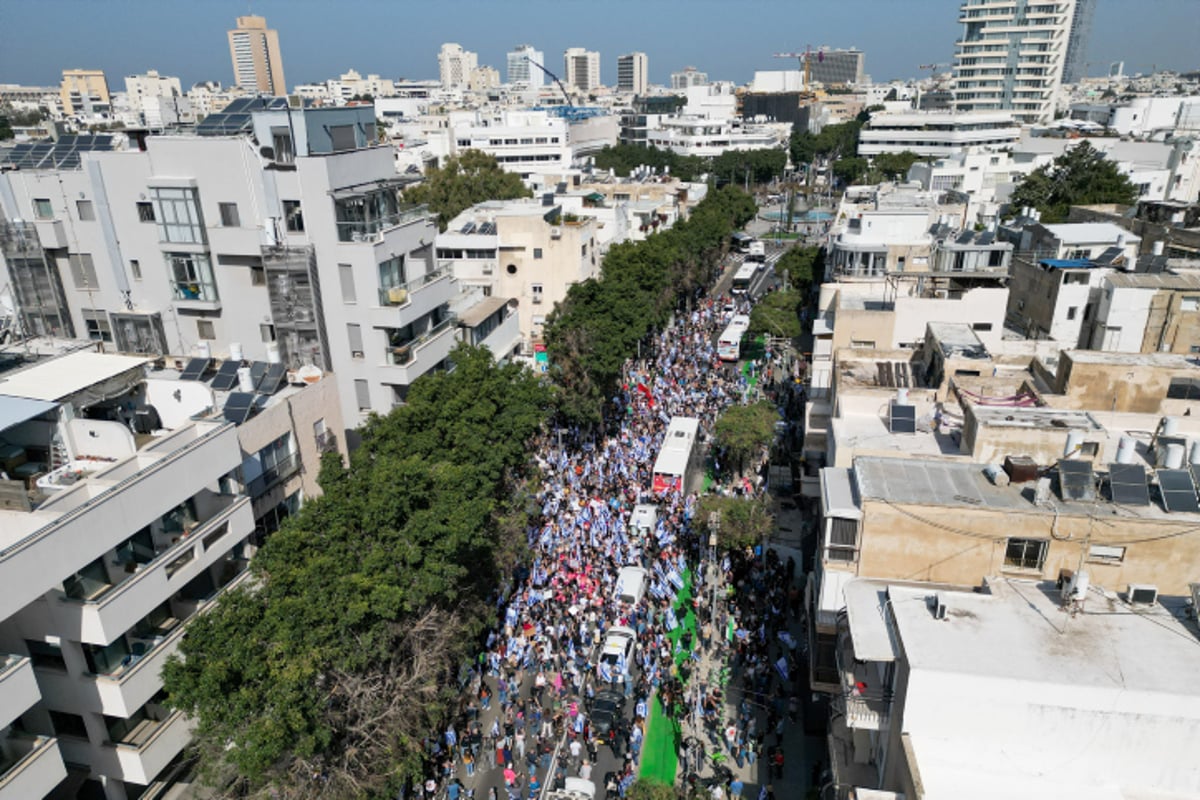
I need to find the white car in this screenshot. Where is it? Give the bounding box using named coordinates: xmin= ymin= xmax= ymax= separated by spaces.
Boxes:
xmin=598 ymin=625 xmax=636 ymax=684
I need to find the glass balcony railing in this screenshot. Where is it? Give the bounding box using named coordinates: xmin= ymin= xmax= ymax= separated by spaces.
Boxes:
xmin=245 ymin=452 xmax=300 ymax=498
xmin=388 ymin=315 xmax=458 ymax=366
xmin=377 ymin=266 xmax=451 ymax=306
xmin=337 ymin=204 xmax=430 ymax=243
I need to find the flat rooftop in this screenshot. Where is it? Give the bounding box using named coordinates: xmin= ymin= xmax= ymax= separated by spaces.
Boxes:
xmin=970 ymin=405 xmax=1102 ymax=431
xmin=0 ymin=351 xmax=149 ymax=401
xmin=928 ymin=322 xmax=989 ymax=359
xmin=1042 ymin=222 xmax=1142 ymax=245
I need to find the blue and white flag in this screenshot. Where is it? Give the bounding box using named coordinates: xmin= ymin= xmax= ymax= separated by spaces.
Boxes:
xmin=665 ymin=607 xmax=678 ymax=631
xmin=599 ymin=660 xmax=613 ymax=683
xmin=774 ymin=657 xmax=790 ymax=681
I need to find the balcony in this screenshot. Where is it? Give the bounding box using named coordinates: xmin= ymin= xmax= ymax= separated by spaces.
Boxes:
xmin=246 ymin=453 xmax=300 ymax=498
xmin=371 ymin=268 xmax=457 ymax=331
xmin=55 ymin=495 xmax=253 ymax=645
xmin=827 ymin=717 xmax=882 ymax=796
xmin=836 ymin=637 xmax=891 ymax=730
xmin=0 ymin=657 xmax=38 ymax=732
xmin=97 ymin=708 xmax=192 ymax=785
xmin=384 ymin=316 xmax=459 ymax=384
xmin=336 ymin=204 xmax=430 ymax=244
xmin=0 ymin=421 xmax=240 ymax=623
xmin=0 ymin=734 xmax=67 ymax=800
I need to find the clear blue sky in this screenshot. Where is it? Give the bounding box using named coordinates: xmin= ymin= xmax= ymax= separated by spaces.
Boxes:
xmin=1 ymin=0 xmax=1196 ymax=89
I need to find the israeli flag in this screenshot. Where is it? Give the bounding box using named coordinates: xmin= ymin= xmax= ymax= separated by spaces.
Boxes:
xmin=667 ymin=569 xmax=684 ymax=590
xmin=615 ymin=651 xmax=628 ymax=677
xmin=665 ymin=607 xmax=678 ymax=631
xmin=599 ymin=660 xmax=613 ymax=683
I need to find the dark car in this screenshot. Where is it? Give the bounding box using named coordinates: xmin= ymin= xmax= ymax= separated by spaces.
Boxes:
xmin=589 ymin=688 xmax=626 ymax=740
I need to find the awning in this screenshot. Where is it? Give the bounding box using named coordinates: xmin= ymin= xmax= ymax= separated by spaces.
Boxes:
xmin=0 ymin=352 xmax=150 ymax=402
xmin=0 ymin=394 xmax=58 ymax=433
xmin=458 ymin=296 xmax=510 ymax=328
xmin=844 ymin=580 xmax=898 ymax=662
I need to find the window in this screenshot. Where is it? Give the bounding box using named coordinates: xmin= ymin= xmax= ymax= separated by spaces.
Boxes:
xmin=129 ymin=259 xmax=142 ymax=280
xmin=76 ymin=199 xmax=96 ymax=221
xmin=167 ymin=252 xmax=218 ymax=302
xmin=250 ymin=264 xmax=265 ymax=285
xmin=33 ymin=198 xmax=53 ymax=219
xmin=151 ymin=187 xmax=206 ymax=244
xmin=218 ymin=202 xmax=240 ymax=227
xmin=533 ymin=248 xmax=543 ymax=259
xmin=26 ymin=639 xmax=67 ymax=671
xmin=63 ymin=556 xmax=111 ymax=600
xmin=49 ymin=710 xmax=89 ymax=739
xmin=354 ymin=379 xmax=371 ymax=411
xmin=1004 ymin=537 xmax=1047 ymax=571
xmin=1066 ymin=306 xmax=1077 ymax=321
xmin=378 ymin=255 xmax=405 ymax=293
xmin=283 ymin=200 xmax=304 ymax=232
xmin=136 ymin=201 xmax=156 ymax=222
xmin=347 ymin=323 xmax=364 ymax=358
xmin=82 ymin=309 xmax=112 ymax=342
xmin=197 ymin=320 xmax=215 ymax=340
xmin=1181 ymin=295 xmax=1200 ymax=312
xmin=506 ymin=264 xmax=518 ymax=275
xmin=531 ymin=283 xmax=544 ymax=303
xmin=68 ymin=253 xmax=99 ymax=290
xmin=329 ymin=124 xmax=357 ymax=151
xmin=339 ymin=263 xmax=357 ymax=303
xmin=850 ymin=340 xmax=876 ymax=348
xmin=271 ymin=126 xmax=295 ymax=164
xmin=260 ymin=323 xmax=276 ymax=342
xmin=825 ymin=517 xmax=858 ymax=562
xmin=972 ymin=322 xmax=993 ymax=332
xmin=1087 ymin=544 xmax=1125 ymax=563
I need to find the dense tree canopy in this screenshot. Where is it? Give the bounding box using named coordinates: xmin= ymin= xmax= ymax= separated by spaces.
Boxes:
xmin=543 ymin=186 xmax=757 ymax=423
xmin=747 ymin=288 xmax=803 ymax=340
xmin=711 ymin=148 xmax=788 ymax=186
xmin=789 ymin=119 xmax=863 ymax=166
xmin=695 ymin=494 xmax=776 ymax=552
xmin=775 ymin=245 xmax=822 ymax=292
xmin=1008 ymin=141 xmax=1138 ymax=223
xmin=713 ymin=400 xmax=779 ymax=475
xmin=402 ymin=150 xmax=532 ymax=231
xmin=163 ymin=346 xmax=553 ymax=799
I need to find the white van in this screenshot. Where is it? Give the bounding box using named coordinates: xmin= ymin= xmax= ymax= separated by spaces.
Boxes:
xmin=615 ymin=566 xmax=649 ymax=606
xmin=599 ymin=625 xmax=637 ymax=683
xmin=632 ymin=504 xmax=657 ymax=538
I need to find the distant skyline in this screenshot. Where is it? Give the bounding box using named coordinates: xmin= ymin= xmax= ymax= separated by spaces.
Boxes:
xmin=1 ymin=0 xmax=1197 ymax=91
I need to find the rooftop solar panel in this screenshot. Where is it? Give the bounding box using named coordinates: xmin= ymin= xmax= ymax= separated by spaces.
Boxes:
xmin=249 ymin=361 xmax=268 ymax=389
xmin=256 ymin=362 xmax=287 ymax=396
xmin=890 ymin=403 xmax=917 ymax=434
xmin=222 ymin=392 xmax=257 ymax=425
xmin=209 ymin=360 xmax=242 ymax=391
xmin=1058 ymin=460 xmax=1096 ymax=502
xmin=1158 ymin=468 xmax=1200 ymax=513
xmin=178 ymin=357 xmax=211 ymax=381
xmin=1108 ymin=463 xmax=1150 ymax=506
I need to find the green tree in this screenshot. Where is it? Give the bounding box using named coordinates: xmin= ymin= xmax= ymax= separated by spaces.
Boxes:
xmin=163 ymin=345 xmax=552 ymax=798
xmin=872 ymin=150 xmax=924 ymax=181
xmin=748 ymin=289 xmax=803 ymax=340
xmin=713 ymin=400 xmax=779 ymax=475
xmin=627 ymin=778 xmax=676 ymax=800
xmin=403 ymin=150 xmax=532 ymax=231
xmin=832 ymin=156 xmax=869 ymax=185
xmin=695 ymin=495 xmax=776 ymax=552
xmin=1008 ymin=140 xmax=1138 ymax=223
xmin=775 ymin=245 xmax=822 ymax=291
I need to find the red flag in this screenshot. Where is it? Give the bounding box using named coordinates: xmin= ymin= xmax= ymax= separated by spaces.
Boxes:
xmin=636 ymin=383 xmax=654 ymax=408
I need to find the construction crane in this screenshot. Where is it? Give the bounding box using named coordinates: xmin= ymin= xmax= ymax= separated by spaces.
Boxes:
xmin=526 ymin=56 xmax=573 ymax=111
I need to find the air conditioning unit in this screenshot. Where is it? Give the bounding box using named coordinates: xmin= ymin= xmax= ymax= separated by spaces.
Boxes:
xmin=1127 ymin=583 xmax=1158 ymax=605
xmin=550 ymin=227 xmax=562 ymax=239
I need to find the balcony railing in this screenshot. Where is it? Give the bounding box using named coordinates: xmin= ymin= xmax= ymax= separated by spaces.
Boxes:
xmin=245 ymin=452 xmax=300 ymax=498
xmin=337 ymin=204 xmax=430 ymax=243
xmin=316 ymin=431 xmax=338 ymax=455
xmin=377 ymin=266 xmax=451 ymax=306
xmin=388 ymin=315 xmax=458 ymax=366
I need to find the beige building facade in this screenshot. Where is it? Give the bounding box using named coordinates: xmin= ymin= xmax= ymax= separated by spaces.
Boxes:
xmin=60 ymin=70 xmax=111 ymax=117
xmin=227 ymin=15 xmax=286 ymax=96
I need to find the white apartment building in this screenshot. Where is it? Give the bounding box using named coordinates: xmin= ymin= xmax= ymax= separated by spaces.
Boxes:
xmin=670 ymin=67 xmax=708 ymax=90
xmin=617 ymin=53 xmax=649 ymax=96
xmin=952 ymin=0 xmax=1077 ymax=124
xmin=0 ymin=345 xmax=343 ymax=800
xmin=122 ymin=72 xmax=181 ymax=110
xmin=438 ymin=43 xmax=478 ymax=90
xmin=644 ymin=116 xmax=789 ymax=158
xmin=507 ymin=45 xmax=545 ymax=88
xmin=438 ymin=199 xmax=599 ymax=347
xmin=450 ymin=110 xmax=571 ymax=177
xmin=0 ymin=102 xmax=514 ymax=433
xmin=563 ymin=48 xmax=601 ymax=93
xmin=858 ymin=111 xmax=1021 ymax=158
xmin=907 ymin=150 xmax=1036 ymax=223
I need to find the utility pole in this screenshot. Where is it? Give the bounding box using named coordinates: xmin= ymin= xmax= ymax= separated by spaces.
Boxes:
xmin=708 ymin=512 xmax=720 ymax=624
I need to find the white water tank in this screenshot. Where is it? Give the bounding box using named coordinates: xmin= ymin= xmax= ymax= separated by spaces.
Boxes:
xmin=266 ymin=342 xmax=282 ymax=364
xmin=230 ymin=342 xmax=244 ymax=363
xmin=1067 ymin=570 xmax=1090 ymax=601
xmin=1152 ymin=240 xmax=1164 ymax=256
xmin=1191 ymin=440 xmax=1200 ymax=465
xmin=1116 ymin=435 xmax=1137 ymax=464
xmin=896 ymin=388 xmax=909 ymax=405
xmin=195 ymin=341 xmax=211 ymax=359
xmin=1163 ymin=416 xmax=1181 ymax=437
xmin=1064 ymin=431 xmax=1084 ymax=458
xmin=1165 ymin=443 xmax=1186 ymax=470
xmin=237 ymin=367 xmax=254 ymax=393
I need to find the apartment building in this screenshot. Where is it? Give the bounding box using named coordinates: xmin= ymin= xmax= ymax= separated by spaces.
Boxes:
xmin=1089 ymin=268 xmax=1200 ymax=353
xmin=59 ymin=70 xmax=111 ymax=119
xmin=0 ymin=346 xmax=343 ymax=800
xmin=670 ymin=67 xmax=708 ymax=91
xmin=952 ymin=0 xmax=1077 ymax=124
xmin=563 ymin=49 xmax=601 ymax=93
xmin=616 ymin=53 xmax=649 ymax=96
xmin=644 ymin=116 xmax=789 ymax=158
xmin=806 ymin=48 xmax=866 ymax=87
xmin=857 ymin=111 xmax=1021 ymax=158
xmin=438 ymin=199 xmax=599 ymax=348
xmin=507 ymin=45 xmax=545 ymax=88
xmin=449 ymin=110 xmax=571 ymax=177
xmin=0 ymin=101 xmax=491 ymax=433
xmin=227 ymin=15 xmax=286 ymax=96
xmin=823 ymin=575 xmax=1200 ymax=799
xmin=438 ymin=44 xmax=478 ymax=91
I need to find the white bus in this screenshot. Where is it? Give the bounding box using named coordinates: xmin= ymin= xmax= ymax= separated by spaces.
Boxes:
xmin=731 ymin=232 xmax=755 ymax=254
xmin=717 ymin=315 xmax=751 ymax=361
xmin=652 ymin=416 xmax=700 ymax=494
xmin=731 ymin=262 xmax=770 ymax=299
